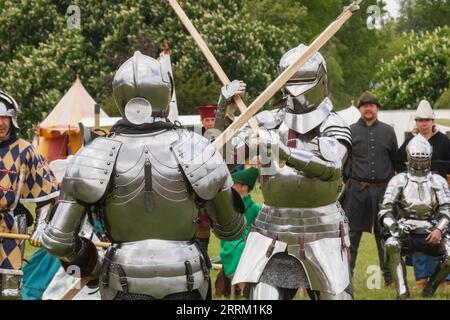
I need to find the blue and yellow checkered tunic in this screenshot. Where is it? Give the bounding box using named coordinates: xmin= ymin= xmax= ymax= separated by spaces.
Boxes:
xmin=0 ymin=138 xmax=59 ymax=270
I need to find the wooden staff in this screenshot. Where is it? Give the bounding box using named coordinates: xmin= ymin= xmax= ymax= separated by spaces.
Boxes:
xmin=0 ymin=232 xmax=111 ymax=248
xmin=212 ymin=0 xmax=363 ymax=149
xmin=60 ymin=276 xmax=94 ymax=300
xmin=167 ymin=0 xmax=259 ymax=133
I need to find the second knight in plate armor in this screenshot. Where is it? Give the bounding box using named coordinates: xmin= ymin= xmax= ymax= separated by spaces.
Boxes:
xmin=225 ymin=44 xmax=353 ymax=300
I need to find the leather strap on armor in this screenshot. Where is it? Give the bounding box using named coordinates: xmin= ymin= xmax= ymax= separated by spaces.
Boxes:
xmin=287 ymin=129 xmax=297 ymax=148
xmin=266 ymin=235 xmax=278 ymax=258
xmin=299 ymin=235 xmax=306 ymax=260
xmin=113 ymin=263 xmax=129 ymax=294
xmin=144 ymin=159 xmax=153 ymax=211
xmin=185 ymin=261 xmax=194 ymax=292
xmin=339 ymin=222 xmax=350 ymax=260
xmin=101 ymin=246 xmax=117 ymax=288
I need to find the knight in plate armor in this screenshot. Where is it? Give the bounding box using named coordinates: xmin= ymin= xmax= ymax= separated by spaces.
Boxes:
xmin=378 ymin=135 xmax=450 ymax=299
xmin=224 ymin=44 xmax=353 ymax=300
xmin=42 ymin=51 xmax=245 ymax=300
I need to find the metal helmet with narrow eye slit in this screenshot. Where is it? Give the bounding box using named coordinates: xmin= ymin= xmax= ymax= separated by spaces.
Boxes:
xmin=406 ymin=134 xmax=433 ymax=175
xmin=278 ymin=44 xmax=328 ymax=114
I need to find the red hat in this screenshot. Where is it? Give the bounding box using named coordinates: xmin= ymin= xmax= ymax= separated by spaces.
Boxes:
xmin=196 ymin=105 xmax=218 ymax=119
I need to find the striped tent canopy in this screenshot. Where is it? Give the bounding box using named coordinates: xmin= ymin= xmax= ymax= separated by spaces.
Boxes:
xmin=37 ymin=75 xmax=109 ymax=162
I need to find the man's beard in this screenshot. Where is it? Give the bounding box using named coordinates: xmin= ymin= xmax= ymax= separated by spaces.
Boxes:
xmin=362 ymin=113 xmax=375 ymax=121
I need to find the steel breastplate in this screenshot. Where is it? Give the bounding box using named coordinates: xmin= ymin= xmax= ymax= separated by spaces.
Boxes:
xmin=398 ymin=175 xmax=437 ymax=220
xmin=262 ymin=170 xmax=341 ymax=208
xmin=103 ymin=131 xmax=198 ymax=242
xmin=261 ymin=128 xmax=342 ymax=208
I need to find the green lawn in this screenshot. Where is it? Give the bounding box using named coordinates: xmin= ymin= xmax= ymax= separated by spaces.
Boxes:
xmin=208 ymin=184 xmax=450 ymax=300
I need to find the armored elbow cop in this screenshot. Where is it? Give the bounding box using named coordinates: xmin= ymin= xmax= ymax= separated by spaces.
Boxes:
xmin=205 ymin=188 xmax=246 ymax=241
xmin=59 ymin=237 xmax=100 ymax=278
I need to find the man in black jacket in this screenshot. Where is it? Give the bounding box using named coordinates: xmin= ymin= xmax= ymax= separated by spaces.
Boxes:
xmin=342 ymin=91 xmax=398 ymax=287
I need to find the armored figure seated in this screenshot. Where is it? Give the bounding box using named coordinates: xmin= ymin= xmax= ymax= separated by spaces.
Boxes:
xmin=42 ymin=51 xmax=245 ymax=300
xmin=379 ymin=135 xmax=450 ymax=299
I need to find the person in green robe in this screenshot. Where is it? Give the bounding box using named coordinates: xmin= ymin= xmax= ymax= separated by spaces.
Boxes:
xmin=217 ymin=167 xmax=261 ymax=296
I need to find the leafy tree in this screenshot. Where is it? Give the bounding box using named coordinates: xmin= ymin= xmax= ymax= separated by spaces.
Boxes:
xmin=398 ymin=0 xmax=450 ymax=33
xmin=435 ymin=88 xmax=450 ymax=109
xmin=0 ymin=29 xmax=99 ymax=137
xmin=374 ymin=26 xmax=450 ymax=109
xmin=0 ymin=0 xmax=296 ymax=138
xmin=0 ymin=0 xmax=64 ymax=62
xmin=0 ymin=0 xmax=402 ymax=141
xmin=173 ymin=70 xmax=222 ymax=114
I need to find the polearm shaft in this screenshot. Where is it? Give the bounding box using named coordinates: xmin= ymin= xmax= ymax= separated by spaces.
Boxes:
xmin=212 ymin=0 xmax=363 ymax=149
xmin=167 ymin=0 xmax=259 ymax=133
xmin=60 ymin=277 xmax=93 ymax=300
xmin=0 ymin=232 xmax=111 ymax=248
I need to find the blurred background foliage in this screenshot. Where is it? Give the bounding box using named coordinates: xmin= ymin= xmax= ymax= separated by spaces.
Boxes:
xmin=0 ymin=0 xmax=449 ymax=138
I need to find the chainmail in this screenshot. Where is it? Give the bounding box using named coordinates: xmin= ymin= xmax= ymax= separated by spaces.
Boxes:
xmin=259 ymin=252 xmax=310 ymax=289
xmin=113 ymin=290 xmax=202 ymax=300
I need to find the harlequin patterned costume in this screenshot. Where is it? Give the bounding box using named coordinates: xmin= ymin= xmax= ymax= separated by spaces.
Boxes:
xmin=0 ymin=135 xmax=59 ymax=298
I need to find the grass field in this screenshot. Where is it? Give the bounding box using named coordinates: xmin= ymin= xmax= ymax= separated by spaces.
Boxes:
xmin=22 ymin=186 xmax=449 ymax=300
xmin=208 ymin=233 xmax=449 ymax=300
xmin=207 ymin=184 xmax=450 ymax=300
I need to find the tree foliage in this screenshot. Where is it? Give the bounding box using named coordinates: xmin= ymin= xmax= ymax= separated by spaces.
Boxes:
xmin=398 ymin=0 xmax=450 ymax=33
xmin=1 ymin=0 xmax=445 ymax=139
xmin=374 ymin=26 xmax=450 ymax=109
xmin=0 ymin=0 xmax=296 ymax=136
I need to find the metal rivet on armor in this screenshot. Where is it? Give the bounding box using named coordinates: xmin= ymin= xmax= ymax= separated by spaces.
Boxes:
xmin=112 ymin=147 xmax=116 ymax=150
xmin=109 ymin=152 xmax=113 ymax=156
xmin=107 ymin=162 xmax=111 ymax=165
xmin=100 ymin=181 xmax=104 ymax=184
xmin=190 ymin=174 xmax=194 ymax=177
xmin=104 ymin=170 xmax=108 ymax=175
xmin=145 ymin=150 xmax=149 ymax=154
xmin=116 ymin=174 xmax=119 ymax=177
